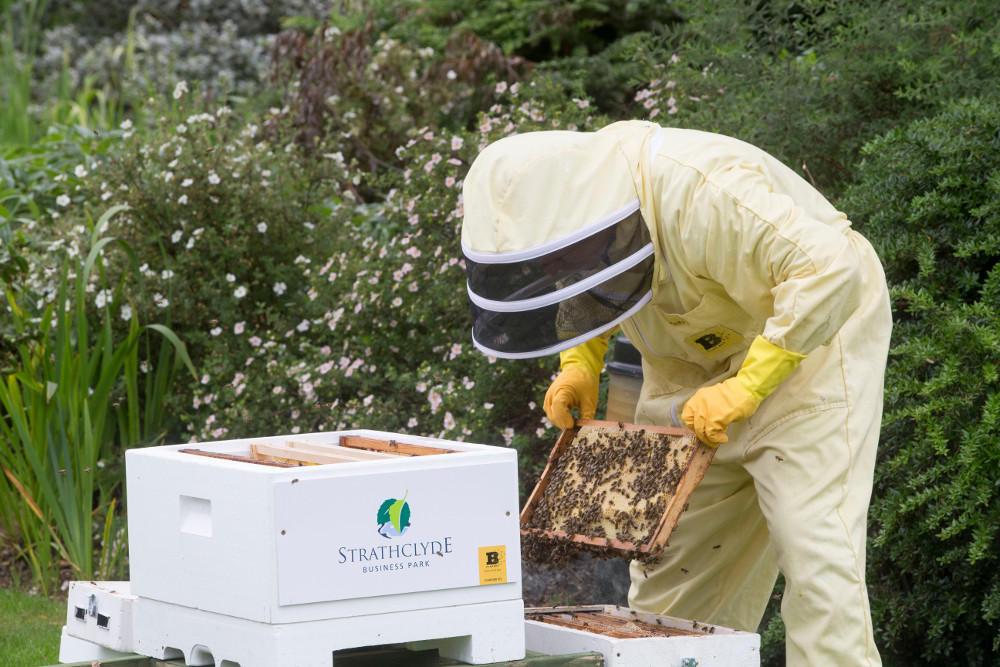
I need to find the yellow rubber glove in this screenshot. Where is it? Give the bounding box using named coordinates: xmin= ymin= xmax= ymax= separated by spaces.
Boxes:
xmin=543 ymin=337 xmax=609 ymax=430
xmin=682 ymin=336 xmax=806 ymax=446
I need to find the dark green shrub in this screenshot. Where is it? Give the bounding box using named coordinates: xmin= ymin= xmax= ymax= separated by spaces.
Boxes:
xmin=630 ymin=0 xmax=1000 ymax=195
xmin=840 ymin=96 xmax=1000 ymax=664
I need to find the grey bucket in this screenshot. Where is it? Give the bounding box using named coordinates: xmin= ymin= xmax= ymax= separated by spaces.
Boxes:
xmin=605 ymin=335 xmax=643 ymax=423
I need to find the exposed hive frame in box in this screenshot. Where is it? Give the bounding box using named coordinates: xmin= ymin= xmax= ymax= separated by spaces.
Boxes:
xmin=179 ymin=434 xmax=458 ymax=467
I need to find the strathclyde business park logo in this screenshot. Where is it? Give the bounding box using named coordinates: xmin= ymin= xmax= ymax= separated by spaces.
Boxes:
xmin=377 ymin=490 xmax=412 ymax=538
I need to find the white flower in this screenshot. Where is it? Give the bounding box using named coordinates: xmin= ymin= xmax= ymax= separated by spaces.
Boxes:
xmin=181 ymin=178 xmax=193 ymax=187
xmin=408 ymin=417 xmax=419 ymax=427
xmin=273 ymin=282 xmax=286 ymax=295
xmin=249 ymin=336 xmax=262 ymax=347
xmin=234 ymin=321 xmax=245 ymax=334
xmin=443 ymin=412 xmax=456 ymax=431
xmin=74 ymin=164 xmax=88 ymax=178
xmin=211 ymin=327 xmax=222 ymax=336
xmin=225 ymin=273 xmax=236 ymax=283
xmin=173 ymin=80 xmax=189 ymax=99
xmin=94 ymin=289 xmax=112 ymax=308
xmin=120 ymin=119 xmax=133 ymax=130
xmin=257 ymin=222 xmax=268 ymax=233
xmin=177 ymin=194 xmax=188 ymax=205
xmin=120 ymin=304 xmax=133 ymax=321
xmin=296 ymin=319 xmax=309 ymax=332
xmin=208 ymin=172 xmax=220 ymax=185
xmin=234 ymin=285 xmax=247 ymax=298
xmin=176 ymin=124 xmax=187 ymax=134
xmin=56 ymin=194 xmax=71 ymax=207
xmin=154 ymin=293 xmax=169 ymax=308
xmin=161 ymin=269 xmax=174 ymax=280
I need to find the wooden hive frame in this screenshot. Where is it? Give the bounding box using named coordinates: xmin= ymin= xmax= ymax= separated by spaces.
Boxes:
xmin=525 ymin=605 xmax=723 ymax=638
xmin=180 ymin=434 xmax=457 ymax=467
xmin=519 ymin=419 xmax=714 ymax=560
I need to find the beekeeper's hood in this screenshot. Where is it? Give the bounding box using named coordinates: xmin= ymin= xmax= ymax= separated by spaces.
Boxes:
xmin=461 ymin=130 xmax=654 ymax=359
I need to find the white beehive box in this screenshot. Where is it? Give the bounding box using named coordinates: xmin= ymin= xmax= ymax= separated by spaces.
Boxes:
xmin=60 ymin=580 xmax=136 ymax=658
xmin=124 ymin=429 xmax=525 ymax=665
xmin=525 ymin=605 xmax=760 ymax=667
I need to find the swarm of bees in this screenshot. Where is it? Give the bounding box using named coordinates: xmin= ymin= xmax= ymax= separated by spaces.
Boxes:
xmin=521 ymin=423 xmax=699 ymax=567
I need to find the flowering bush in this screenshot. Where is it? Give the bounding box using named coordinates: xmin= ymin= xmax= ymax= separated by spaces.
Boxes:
xmin=57 ymin=89 xmax=353 ymax=438
xmin=157 ymin=79 xmax=608 ymax=496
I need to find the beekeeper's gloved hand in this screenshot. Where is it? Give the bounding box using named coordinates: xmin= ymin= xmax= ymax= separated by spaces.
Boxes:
xmin=544 ymin=337 xmax=609 ymax=430
xmin=683 ymin=336 xmax=806 ymax=446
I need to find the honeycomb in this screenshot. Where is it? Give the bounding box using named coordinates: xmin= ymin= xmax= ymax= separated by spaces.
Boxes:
xmin=520 ymin=421 xmax=708 ymax=567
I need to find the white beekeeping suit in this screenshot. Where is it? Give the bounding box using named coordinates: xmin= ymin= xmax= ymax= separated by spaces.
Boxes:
xmin=461 ymin=120 xmax=891 ymax=666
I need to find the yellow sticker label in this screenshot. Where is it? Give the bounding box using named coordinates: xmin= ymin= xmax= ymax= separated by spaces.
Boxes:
xmin=478 ymin=545 xmax=507 ymax=585
xmin=685 ymin=326 xmax=744 ymax=359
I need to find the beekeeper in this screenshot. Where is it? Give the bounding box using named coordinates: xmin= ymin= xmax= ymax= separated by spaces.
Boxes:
xmin=461 ymin=121 xmax=891 ymax=666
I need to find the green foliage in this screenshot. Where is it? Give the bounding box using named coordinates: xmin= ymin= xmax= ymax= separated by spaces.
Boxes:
xmin=630 ymin=0 xmax=1000 ymax=195
xmin=840 ymin=97 xmax=1000 ymax=664
xmin=1 ymin=0 xmax=49 ymax=145
xmin=0 ymin=585 xmax=65 ymax=667
xmin=390 ymin=0 xmax=682 ymax=115
xmin=268 ymin=14 xmax=529 ymax=187
xmin=0 ymin=205 xmax=195 ymax=596
xmin=0 ymin=124 xmax=119 ymax=228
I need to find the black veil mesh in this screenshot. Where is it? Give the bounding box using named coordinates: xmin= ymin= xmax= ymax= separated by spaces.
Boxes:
xmin=465 ymin=211 xmax=650 ymax=304
xmin=469 ymin=255 xmax=654 ymax=358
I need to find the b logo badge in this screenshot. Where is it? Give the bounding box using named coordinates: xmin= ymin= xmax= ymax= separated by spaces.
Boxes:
xmin=685 ymin=325 xmax=744 ymax=358
xmin=478 ymin=545 xmax=507 ymax=585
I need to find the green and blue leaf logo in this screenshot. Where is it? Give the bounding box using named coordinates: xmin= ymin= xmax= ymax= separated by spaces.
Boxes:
xmin=377 ymin=491 xmax=411 ymax=538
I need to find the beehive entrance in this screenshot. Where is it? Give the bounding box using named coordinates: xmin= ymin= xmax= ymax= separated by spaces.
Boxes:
xmin=520 ymin=420 xmax=713 ymax=566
